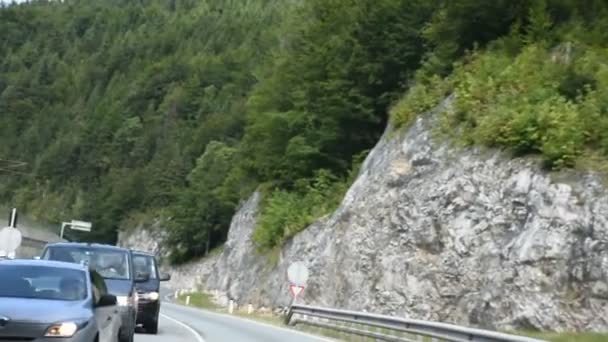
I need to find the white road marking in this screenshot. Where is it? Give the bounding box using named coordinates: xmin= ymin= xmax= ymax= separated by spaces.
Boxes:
xmin=160 ymin=313 xmax=206 ymax=342
xmin=163 ymin=301 xmax=336 ymax=342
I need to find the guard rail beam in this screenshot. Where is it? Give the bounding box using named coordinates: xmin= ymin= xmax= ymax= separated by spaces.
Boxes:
xmin=21 ymin=236 xmax=48 ymax=248
xmin=286 ymin=304 xmax=547 ymax=342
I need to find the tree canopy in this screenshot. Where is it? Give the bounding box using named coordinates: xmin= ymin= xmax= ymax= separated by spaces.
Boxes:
xmin=1 ymin=0 xmax=606 ymax=263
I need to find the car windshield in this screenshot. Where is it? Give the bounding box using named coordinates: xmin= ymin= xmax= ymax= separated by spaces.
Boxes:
xmin=133 ymin=254 xmax=157 ymax=280
xmin=45 ymin=246 xmax=131 ymax=280
xmin=0 ymin=265 xmax=87 ymax=301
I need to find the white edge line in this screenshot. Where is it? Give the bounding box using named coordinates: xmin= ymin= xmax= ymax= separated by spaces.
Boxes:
xmin=160 ymin=313 xmax=206 ymax=342
xmin=162 ymin=300 xmax=335 ymax=342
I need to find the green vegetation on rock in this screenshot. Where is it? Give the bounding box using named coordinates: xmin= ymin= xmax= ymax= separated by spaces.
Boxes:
xmin=392 ymin=0 xmax=608 ymax=170
xmin=1 ymin=0 xmax=608 ymax=263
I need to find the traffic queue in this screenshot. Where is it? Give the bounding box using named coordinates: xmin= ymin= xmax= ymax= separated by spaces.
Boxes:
xmin=0 ymin=240 xmax=170 ymax=342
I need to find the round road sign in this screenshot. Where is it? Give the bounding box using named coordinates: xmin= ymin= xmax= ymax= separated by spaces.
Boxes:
xmin=287 ymin=262 xmax=309 ymax=286
xmin=0 ymin=227 xmax=22 ymax=254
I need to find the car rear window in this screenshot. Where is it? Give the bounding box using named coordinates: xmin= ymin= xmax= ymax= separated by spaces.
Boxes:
xmin=0 ymin=265 xmax=87 ymax=301
xmin=44 ymin=246 xmax=131 ymax=280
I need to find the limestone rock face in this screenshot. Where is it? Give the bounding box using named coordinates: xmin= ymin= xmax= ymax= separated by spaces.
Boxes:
xmin=121 ymin=101 xmax=608 ymax=332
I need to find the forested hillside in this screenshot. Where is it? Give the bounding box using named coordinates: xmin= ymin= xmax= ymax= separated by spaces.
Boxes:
xmin=1 ymin=0 xmax=607 ymax=263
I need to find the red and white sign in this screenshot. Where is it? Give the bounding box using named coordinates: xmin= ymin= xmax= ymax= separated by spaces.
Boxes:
xmin=289 ymin=284 xmax=305 ymax=299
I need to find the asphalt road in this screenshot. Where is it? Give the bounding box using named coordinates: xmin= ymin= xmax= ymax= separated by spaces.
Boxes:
xmin=136 ymin=301 xmax=333 ymax=342
xmin=135 ymin=312 xmax=199 ymax=342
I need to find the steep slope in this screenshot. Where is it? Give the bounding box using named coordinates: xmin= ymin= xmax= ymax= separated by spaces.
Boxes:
xmin=121 ymin=99 xmax=608 ymax=332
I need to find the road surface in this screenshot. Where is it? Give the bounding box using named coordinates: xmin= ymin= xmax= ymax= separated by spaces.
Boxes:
xmin=136 ymin=301 xmax=333 ymax=342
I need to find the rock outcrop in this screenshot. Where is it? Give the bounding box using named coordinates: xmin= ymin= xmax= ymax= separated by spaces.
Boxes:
xmin=121 ymin=100 xmax=608 ymax=332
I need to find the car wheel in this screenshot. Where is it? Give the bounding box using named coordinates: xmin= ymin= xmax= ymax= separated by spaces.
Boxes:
xmin=145 ymin=319 xmax=158 ymax=335
xmin=118 ymin=329 xmax=134 ymax=342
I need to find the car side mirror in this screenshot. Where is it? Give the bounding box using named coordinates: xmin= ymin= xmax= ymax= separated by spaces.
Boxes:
xmin=97 ymin=294 xmax=117 ymax=307
xmin=159 ymin=273 xmax=171 ymax=282
xmin=135 ymin=272 xmax=150 ymax=283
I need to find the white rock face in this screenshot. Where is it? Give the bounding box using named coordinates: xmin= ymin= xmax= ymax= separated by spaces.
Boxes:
xmin=121 ymin=102 xmax=608 ymax=332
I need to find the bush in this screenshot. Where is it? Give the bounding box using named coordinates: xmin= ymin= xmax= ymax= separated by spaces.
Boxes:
xmin=392 ymin=38 xmax=608 ymax=170
xmin=253 ymin=170 xmax=348 ymax=251
xmin=390 ymin=75 xmax=451 ymax=128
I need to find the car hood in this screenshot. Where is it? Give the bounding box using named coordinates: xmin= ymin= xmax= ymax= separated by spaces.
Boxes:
xmin=104 ymin=278 xmax=133 ymax=296
xmin=0 ymin=298 xmax=91 ymax=323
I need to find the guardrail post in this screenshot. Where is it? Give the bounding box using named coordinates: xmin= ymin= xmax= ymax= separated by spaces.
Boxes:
xmin=186 ymin=296 xmax=191 ymax=305
xmin=229 ymin=300 xmax=234 ymax=314
xmin=248 ymin=304 xmax=254 ymax=314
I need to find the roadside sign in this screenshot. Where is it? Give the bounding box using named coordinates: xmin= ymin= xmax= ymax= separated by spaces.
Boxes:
xmin=287 ymin=262 xmax=309 ymax=286
xmin=289 ymin=284 xmax=305 ymax=299
xmin=70 ymin=220 xmax=92 ymax=232
xmin=0 ymin=226 xmax=22 ymax=256
xmin=61 ymin=219 xmax=93 ymax=238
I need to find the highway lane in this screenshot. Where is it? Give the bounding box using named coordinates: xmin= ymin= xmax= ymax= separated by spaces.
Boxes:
xmin=137 ymin=301 xmax=335 ymax=342
xmin=135 ymin=313 xmax=202 ymax=342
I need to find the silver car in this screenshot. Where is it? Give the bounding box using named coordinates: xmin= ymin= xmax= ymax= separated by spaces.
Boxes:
xmin=0 ymin=259 xmax=121 ymax=342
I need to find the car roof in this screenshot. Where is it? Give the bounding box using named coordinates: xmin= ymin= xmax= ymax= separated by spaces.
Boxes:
xmin=46 ymin=242 xmax=131 ymax=252
xmin=131 ymin=250 xmax=155 ymax=257
xmin=0 ymin=258 xmax=88 ymax=271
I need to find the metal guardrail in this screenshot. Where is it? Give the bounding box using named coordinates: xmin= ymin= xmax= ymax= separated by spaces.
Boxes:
xmin=14 ymin=237 xmax=48 ymax=259
xmin=21 ymin=236 xmax=48 ymax=248
xmin=286 ymin=304 xmax=547 ymax=342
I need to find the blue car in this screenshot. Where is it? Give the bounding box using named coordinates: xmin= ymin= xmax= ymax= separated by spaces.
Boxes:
xmin=0 ymin=259 xmax=121 ymax=342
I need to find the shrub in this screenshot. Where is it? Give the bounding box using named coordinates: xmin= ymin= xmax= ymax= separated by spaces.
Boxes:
xmin=253 ymin=169 xmax=349 ymax=252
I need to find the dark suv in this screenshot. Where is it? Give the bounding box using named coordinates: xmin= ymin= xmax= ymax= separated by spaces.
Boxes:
xmin=41 ymin=243 xmax=143 ymax=342
xmin=132 ymin=251 xmax=170 ymax=334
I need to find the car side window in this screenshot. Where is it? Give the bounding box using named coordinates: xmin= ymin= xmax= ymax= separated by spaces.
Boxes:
xmin=89 ymin=270 xmax=107 ymax=304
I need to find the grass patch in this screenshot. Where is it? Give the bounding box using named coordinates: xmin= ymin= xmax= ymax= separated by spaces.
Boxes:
xmin=176 ymin=291 xmax=283 ymax=325
xmin=514 ymin=331 xmax=608 ymax=342
xmin=177 ymin=292 xmax=218 ymax=310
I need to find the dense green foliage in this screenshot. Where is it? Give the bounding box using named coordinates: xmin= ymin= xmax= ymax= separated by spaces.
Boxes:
xmin=0 ymin=0 xmax=286 ymax=255
xmin=392 ymin=0 xmax=608 ymax=170
xmin=2 ymin=0 xmax=607 ymax=262
xmin=0 ymin=0 xmax=433 ymax=261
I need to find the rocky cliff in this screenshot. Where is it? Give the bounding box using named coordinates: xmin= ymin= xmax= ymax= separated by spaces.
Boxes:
xmin=120 ymin=99 xmax=608 ymax=332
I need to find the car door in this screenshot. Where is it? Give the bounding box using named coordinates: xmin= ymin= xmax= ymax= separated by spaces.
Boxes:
xmin=91 ymin=271 xmax=120 ymax=342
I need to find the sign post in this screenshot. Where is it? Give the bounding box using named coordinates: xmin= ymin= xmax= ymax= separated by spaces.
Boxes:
xmin=0 ymin=208 xmax=22 ymax=259
xmin=60 ymin=220 xmax=92 ymax=239
xmin=8 ymin=208 xmax=18 ymax=228
xmin=287 ymin=262 xmax=309 ymax=304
